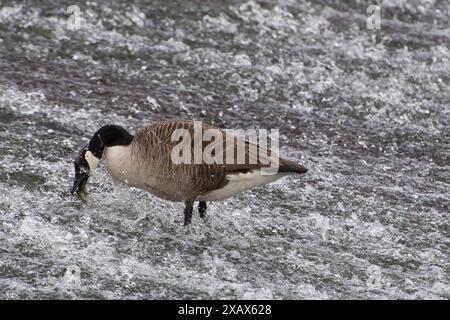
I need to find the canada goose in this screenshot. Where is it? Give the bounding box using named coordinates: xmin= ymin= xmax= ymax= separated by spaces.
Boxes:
xmin=71 ymin=119 xmax=307 ymax=225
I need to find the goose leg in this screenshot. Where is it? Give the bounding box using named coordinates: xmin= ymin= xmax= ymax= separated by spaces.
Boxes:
xmin=184 ymin=199 xmax=194 ymax=226
xmin=198 ymin=201 xmax=207 ymax=219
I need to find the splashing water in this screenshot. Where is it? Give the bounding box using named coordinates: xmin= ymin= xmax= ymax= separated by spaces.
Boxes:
xmin=0 ymin=0 xmax=449 ymax=299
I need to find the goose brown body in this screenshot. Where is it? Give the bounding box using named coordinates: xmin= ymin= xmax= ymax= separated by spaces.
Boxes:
xmin=103 ymin=120 xmax=306 ymax=203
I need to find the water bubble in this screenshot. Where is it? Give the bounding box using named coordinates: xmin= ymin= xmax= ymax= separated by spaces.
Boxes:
xmin=62 ymin=265 xmax=81 ymax=288
xmin=366 ymin=265 xmax=382 ymax=290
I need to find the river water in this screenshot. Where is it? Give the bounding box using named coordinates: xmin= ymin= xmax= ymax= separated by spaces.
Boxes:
xmin=0 ymin=0 xmax=449 ymax=299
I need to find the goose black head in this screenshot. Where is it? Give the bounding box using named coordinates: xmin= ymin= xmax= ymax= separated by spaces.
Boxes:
xmin=71 ymin=125 xmax=134 ymax=195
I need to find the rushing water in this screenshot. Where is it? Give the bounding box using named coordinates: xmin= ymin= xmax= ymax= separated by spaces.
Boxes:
xmin=0 ymin=0 xmax=449 ymax=299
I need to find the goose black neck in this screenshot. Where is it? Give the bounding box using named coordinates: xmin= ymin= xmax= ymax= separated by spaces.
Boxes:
xmin=88 ymin=125 xmax=134 ymax=158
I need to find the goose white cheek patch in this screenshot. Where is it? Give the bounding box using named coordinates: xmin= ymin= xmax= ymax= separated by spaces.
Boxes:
xmin=85 ymin=150 xmax=100 ymax=174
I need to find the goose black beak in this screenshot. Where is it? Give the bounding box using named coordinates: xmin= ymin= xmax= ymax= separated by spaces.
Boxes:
xmin=71 ymin=146 xmax=90 ymax=195
xmin=71 ymin=162 xmax=89 ymax=194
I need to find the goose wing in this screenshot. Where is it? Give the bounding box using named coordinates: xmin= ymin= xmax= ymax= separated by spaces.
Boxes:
xmin=142 ymin=119 xmax=307 ymax=174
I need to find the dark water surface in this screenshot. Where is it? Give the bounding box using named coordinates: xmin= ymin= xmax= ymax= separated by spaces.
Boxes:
xmin=0 ymin=0 xmax=449 ymax=299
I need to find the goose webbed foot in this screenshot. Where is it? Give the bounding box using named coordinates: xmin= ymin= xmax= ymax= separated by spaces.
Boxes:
xmin=198 ymin=201 xmax=207 ymax=220
xmin=183 ymin=199 xmax=194 ymax=226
